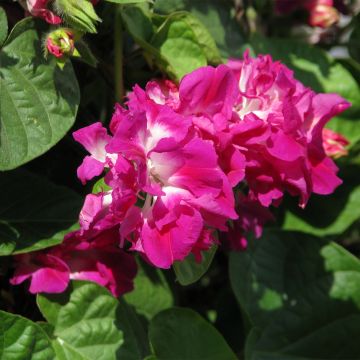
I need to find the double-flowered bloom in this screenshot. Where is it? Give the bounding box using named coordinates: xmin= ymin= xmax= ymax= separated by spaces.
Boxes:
xmin=11 ymin=51 xmax=350 ymax=296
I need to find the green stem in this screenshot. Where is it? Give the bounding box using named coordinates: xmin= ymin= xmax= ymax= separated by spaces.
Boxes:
xmin=114 ymin=5 xmax=124 ymax=103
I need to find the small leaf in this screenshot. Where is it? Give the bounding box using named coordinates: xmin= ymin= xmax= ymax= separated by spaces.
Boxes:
xmin=0 ymin=170 xmax=82 ymax=255
xmin=92 ymin=177 xmax=112 ymax=194
xmin=173 ymin=245 xmax=217 ymax=286
xmin=124 ymin=261 xmax=173 ymax=319
xmin=0 ymin=310 xmax=55 ymax=359
xmin=76 ymin=40 xmax=98 ymax=67
xmin=37 ymin=281 xmax=150 ymax=360
xmin=149 ymin=307 xmax=237 ymax=360
xmin=0 ymin=6 xmax=8 ymax=47
xmin=0 ymin=18 xmax=79 ymax=170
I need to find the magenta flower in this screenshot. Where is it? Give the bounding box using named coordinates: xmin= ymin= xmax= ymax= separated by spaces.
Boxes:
xmin=104 ymin=86 xmax=237 ymax=268
xmin=10 ymin=227 xmax=137 ymax=297
xmin=228 ymin=52 xmax=349 ymax=206
xmin=24 ymin=0 xmax=62 ymax=24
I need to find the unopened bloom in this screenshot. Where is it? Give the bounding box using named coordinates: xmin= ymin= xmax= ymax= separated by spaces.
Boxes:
xmin=46 ymin=28 xmax=77 ymax=59
xmin=275 ymin=0 xmax=339 ymax=28
xmin=322 ymin=128 xmax=349 ymax=158
xmin=307 ymin=0 xmax=340 ymax=28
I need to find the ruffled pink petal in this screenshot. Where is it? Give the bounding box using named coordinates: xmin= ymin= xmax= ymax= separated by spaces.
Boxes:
xmin=73 ymin=122 xmax=111 ymax=162
xmin=77 ymin=156 xmax=105 ymax=185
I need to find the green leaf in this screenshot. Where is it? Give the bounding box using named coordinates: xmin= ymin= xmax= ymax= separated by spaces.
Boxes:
xmin=92 ymin=176 xmax=112 ymax=193
xmin=0 ymin=310 xmax=55 ymax=359
xmin=349 ymin=15 xmax=360 ymax=64
xmin=251 ymin=36 xmax=360 ymax=147
xmin=149 ymin=307 xmax=237 ymax=360
xmin=229 ymin=230 xmax=360 ymax=359
xmin=282 ymin=179 xmax=360 ymax=236
xmin=76 ymin=40 xmax=98 ymax=68
xmin=173 ymin=245 xmax=217 ymax=286
xmin=154 ymin=0 xmax=245 ymax=58
xmin=0 ymin=18 xmax=79 ymax=170
xmin=122 ymin=6 xmax=218 ymax=80
xmin=37 ymin=281 xmax=150 ymax=360
xmin=0 ymin=170 xmax=82 ymax=256
xmin=150 ymin=12 xmax=207 ymax=79
xmin=124 ymin=261 xmax=173 ymax=319
xmin=106 ymin=0 xmax=149 ymax=3
xmin=0 ymin=6 xmax=8 ymax=47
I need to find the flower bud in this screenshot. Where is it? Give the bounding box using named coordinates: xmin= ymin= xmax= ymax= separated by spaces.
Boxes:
xmin=54 ymin=0 xmax=101 ymax=33
xmin=322 ymin=128 xmax=349 ymax=159
xmin=308 ymin=1 xmax=339 ymax=28
xmin=46 ymin=28 xmax=76 ymax=58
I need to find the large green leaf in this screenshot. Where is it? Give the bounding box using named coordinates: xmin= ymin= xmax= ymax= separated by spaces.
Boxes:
xmin=251 ymin=36 xmax=360 ymax=147
xmin=124 ymin=261 xmax=173 ymax=319
xmin=37 ymin=281 xmax=150 ymax=360
xmin=282 ymin=165 xmax=360 ymax=236
xmin=0 ymin=6 xmax=8 ymax=47
xmin=149 ymin=307 xmax=237 ymax=359
xmin=173 ymin=245 xmax=217 ymax=285
xmin=153 ymin=0 xmax=245 ymax=58
xmin=122 ymin=6 xmax=220 ymax=80
xmin=0 ymin=310 xmax=54 ymax=359
xmin=229 ymin=230 xmax=360 ymax=359
xmin=0 ymin=18 xmax=79 ymax=170
xmin=106 ymin=0 xmax=149 ymax=3
xmin=150 ymin=12 xmax=211 ymax=79
xmin=0 ymin=170 xmax=82 ymax=256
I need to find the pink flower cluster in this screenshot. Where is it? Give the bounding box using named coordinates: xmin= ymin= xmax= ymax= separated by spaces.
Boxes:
xmin=11 ymin=51 xmax=350 ymax=296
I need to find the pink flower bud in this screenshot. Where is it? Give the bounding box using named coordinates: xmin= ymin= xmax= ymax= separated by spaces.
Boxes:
xmin=46 ymin=29 xmax=75 ymax=59
xmin=308 ymin=2 xmax=339 ymax=28
xmin=323 ymin=128 xmax=350 ymax=159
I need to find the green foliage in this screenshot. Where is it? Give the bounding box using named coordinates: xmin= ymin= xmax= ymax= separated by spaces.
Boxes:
xmin=0 ymin=6 xmax=8 ymax=47
xmin=0 ymin=18 xmax=79 ymax=170
xmin=230 ymin=230 xmax=360 ymax=359
xmin=173 ymin=245 xmax=217 ymax=285
xmin=149 ymin=307 xmax=237 ymax=359
xmin=121 ymin=5 xmax=222 ymax=80
xmin=0 ymin=311 xmax=55 ymax=359
xmin=0 ymin=170 xmax=81 ymax=256
xmin=154 ymin=0 xmax=245 ymax=58
xmin=37 ymin=281 xmax=150 ymax=360
xmin=124 ymin=261 xmax=174 ymax=319
xmin=106 ymin=0 xmax=149 ymax=3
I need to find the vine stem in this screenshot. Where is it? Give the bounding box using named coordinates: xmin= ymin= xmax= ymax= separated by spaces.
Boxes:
xmin=114 ymin=5 xmax=124 ymax=104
